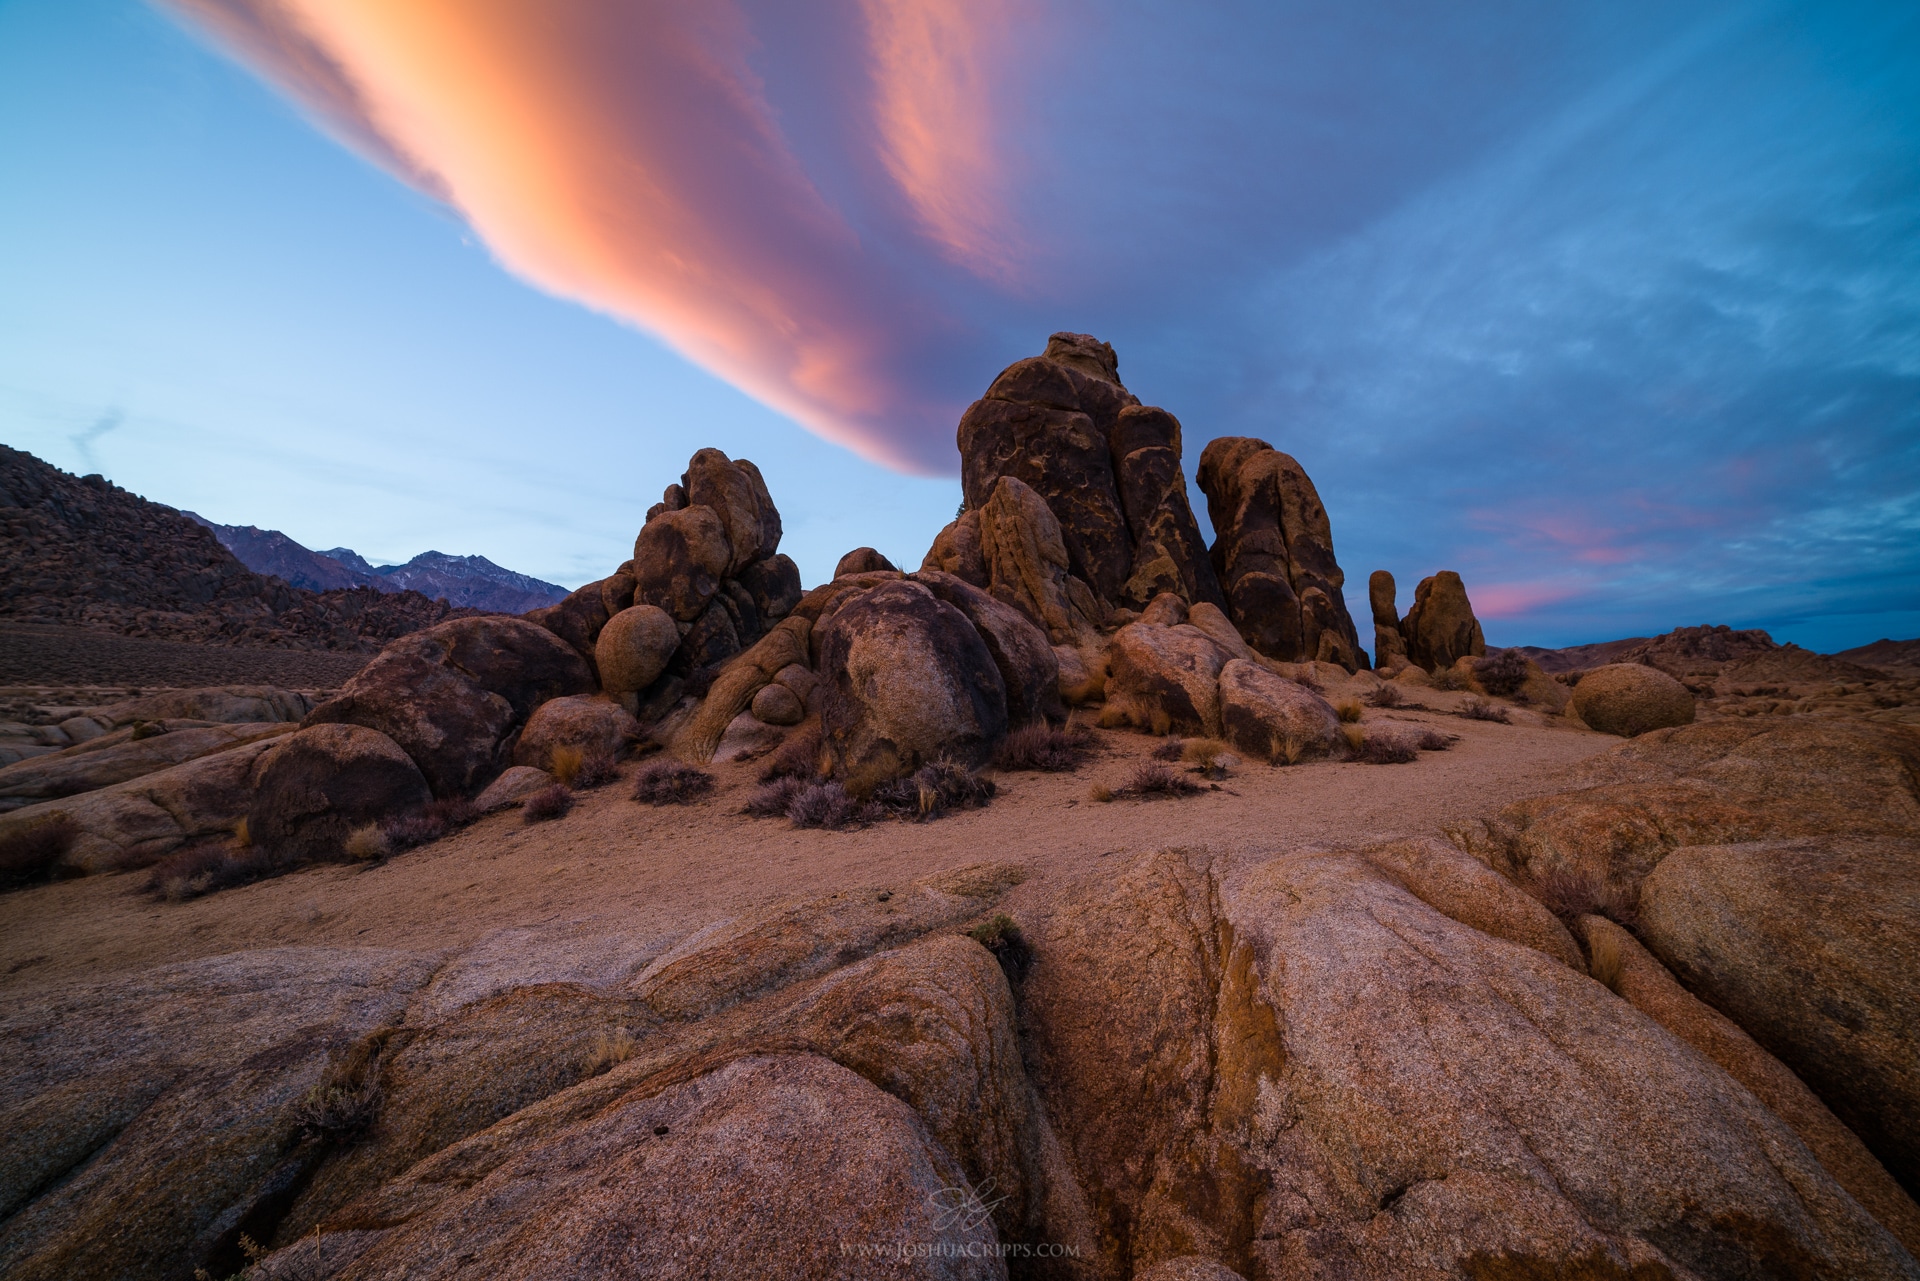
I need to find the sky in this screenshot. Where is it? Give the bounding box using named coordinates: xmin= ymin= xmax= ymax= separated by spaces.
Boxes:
xmin=1 ymin=0 xmax=1915 ymax=652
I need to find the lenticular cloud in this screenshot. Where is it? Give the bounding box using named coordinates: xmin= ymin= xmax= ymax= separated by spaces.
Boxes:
xmin=161 ymin=0 xmax=1023 ymax=473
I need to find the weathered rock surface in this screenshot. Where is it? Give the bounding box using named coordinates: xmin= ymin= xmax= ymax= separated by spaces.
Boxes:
xmin=751 ymin=681 xmax=804 ymax=726
xmin=952 ymin=334 xmax=1220 ymax=614
xmin=512 ymin=695 xmax=639 ymax=769
xmin=922 ymin=508 xmax=989 ymax=587
xmin=815 ymin=581 xmax=1008 ymax=785
xmin=248 ymin=723 xmax=432 ymax=862
xmin=1368 ymin=569 xmax=1407 ymax=669
xmin=915 ymin=568 xmax=1064 ymax=730
xmin=1639 ymin=838 xmax=1920 ymax=1200
xmin=631 ymin=504 xmax=732 ymax=623
xmin=305 ymin=616 xmax=593 ymax=798
xmin=1400 ymin=569 xmax=1485 ymax=672
xmin=472 ymin=764 xmax=554 ymax=812
xmin=1196 ymin=436 xmax=1362 ymax=669
xmin=833 ymin=546 xmax=897 ymax=578
xmin=593 ymin=604 xmax=680 ymax=698
xmin=525 ymin=579 xmax=612 ymax=674
xmin=1102 ymin=620 xmax=1231 ymax=737
xmin=0 ymin=720 xmax=292 ymax=811
xmin=682 ymin=448 xmax=780 ymax=575
xmin=1215 ymin=659 xmax=1342 ymax=764
xmin=977 ymin=475 xmax=1101 ymax=645
xmin=85 ymin=685 xmax=314 ymax=728
xmin=1572 ymin=661 xmax=1696 ymax=736
xmin=733 ymin=552 xmax=803 ymax=626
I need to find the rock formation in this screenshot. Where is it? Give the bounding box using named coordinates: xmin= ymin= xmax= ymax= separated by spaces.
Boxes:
xmin=1570 ymin=662 xmax=1696 ymax=736
xmin=1368 ymin=569 xmax=1408 ymax=670
xmin=932 ymin=333 xmax=1222 ymax=620
xmin=1400 ymin=569 xmax=1486 ymax=672
xmin=1196 ymin=437 xmax=1363 ymax=670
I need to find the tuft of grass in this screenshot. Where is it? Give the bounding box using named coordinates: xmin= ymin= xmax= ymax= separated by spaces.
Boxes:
xmin=1411 ymin=727 xmax=1456 ymax=751
xmin=232 ymin=817 xmax=251 ymax=848
xmin=582 ymin=1027 xmax=637 ymax=1077
xmin=1089 ymin=783 xmax=1114 ymax=803
xmin=1353 ymin=734 xmax=1417 ymax=765
xmin=290 ymin=1032 xmax=390 ymax=1145
xmin=1475 ymin=649 xmax=1533 ymax=698
xmin=1 ymin=813 xmax=79 ymax=890
xmin=1458 ymin=697 xmax=1511 ymax=724
xmin=572 ymin=752 xmax=619 ymax=790
xmin=1526 ymin=864 xmax=1640 ymax=930
xmin=1366 ymin=683 xmax=1404 ymax=708
xmin=871 ymin=760 xmax=996 ymax=821
xmin=524 ymin=784 xmax=574 ymax=822
xmin=968 ymin=912 xmax=1034 ymax=984
xmin=1268 ymin=730 xmax=1311 ymax=766
xmin=1341 ymin=723 xmax=1367 ymax=752
xmin=343 ymin=823 xmax=389 ymax=862
xmin=1115 ymin=760 xmax=1204 ymax=799
xmin=1586 ymin=925 xmax=1625 ymax=992
xmin=996 ymin=720 xmax=1096 ymax=772
xmin=1150 ymin=736 xmax=1184 ymax=761
xmin=549 ymin=744 xmax=588 ymax=786
xmin=1334 ymin=698 xmax=1364 ymax=723
xmin=1180 ymin=737 xmax=1238 ymax=779
xmin=632 ymin=761 xmax=715 ymax=805
xmin=758 ymin=720 xmax=825 ymax=782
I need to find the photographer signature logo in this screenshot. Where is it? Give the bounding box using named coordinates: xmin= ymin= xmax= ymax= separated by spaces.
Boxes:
xmin=927 ymin=1177 xmax=1009 ymax=1232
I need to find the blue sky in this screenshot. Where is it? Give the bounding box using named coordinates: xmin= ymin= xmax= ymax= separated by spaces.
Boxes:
xmin=1 ymin=0 xmax=1915 ymax=652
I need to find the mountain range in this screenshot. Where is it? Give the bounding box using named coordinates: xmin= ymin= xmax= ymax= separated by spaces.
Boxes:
xmin=185 ymin=516 xmax=569 ymax=614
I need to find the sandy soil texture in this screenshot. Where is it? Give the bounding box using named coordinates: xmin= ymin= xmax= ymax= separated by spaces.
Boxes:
xmin=0 ymin=703 xmax=1615 ymax=995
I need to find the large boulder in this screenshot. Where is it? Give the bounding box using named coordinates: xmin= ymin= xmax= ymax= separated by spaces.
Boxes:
xmin=1101 ymin=621 xmax=1231 ymax=737
xmin=1368 ymin=569 xmax=1407 ymax=669
xmin=1572 ymin=662 xmax=1696 ymax=736
xmin=305 ymin=616 xmax=594 ymax=798
xmin=1401 ymin=570 xmax=1485 ymax=672
xmin=977 ymin=475 xmax=1099 ymax=645
xmin=80 ymin=686 xmax=312 ymax=728
xmin=920 ymin=508 xmax=988 ymax=587
xmin=0 ymin=721 xmax=292 ymax=811
xmin=1639 ymin=837 xmax=1920 ymax=1199
xmin=682 ymin=448 xmax=780 ymax=574
xmin=814 ymin=580 xmax=1008 ymax=787
xmin=832 ymin=547 xmax=896 ymax=578
xmin=1195 ymin=436 xmax=1362 ymax=669
xmin=512 ymin=695 xmax=640 ymax=769
xmin=733 ymin=552 xmax=803 ymax=624
xmin=953 ymin=333 xmax=1219 ymax=613
xmin=593 ymin=604 xmax=680 ymax=698
xmin=525 ymin=579 xmax=611 ymax=674
xmin=1216 ymin=659 xmax=1341 ymax=762
xmin=247 ymin=723 xmax=432 ymax=862
xmin=630 ymin=504 xmax=732 ymax=623
xmin=914 ymin=569 xmax=1064 ymax=730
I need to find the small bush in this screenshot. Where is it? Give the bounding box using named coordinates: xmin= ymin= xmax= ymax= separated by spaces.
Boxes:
xmin=1150 ymin=737 xmax=1184 ymax=761
xmin=1366 ymin=683 xmax=1404 ymax=708
xmin=1431 ymin=665 xmax=1471 ymax=691
xmin=144 ymin=842 xmax=276 ymax=901
xmin=1180 ymin=737 xmax=1238 ymax=779
xmin=572 ymin=752 xmax=619 ymax=790
xmin=1341 ymin=723 xmax=1367 ymax=752
xmin=1334 ymin=698 xmax=1364 ymax=723
xmin=1458 ymin=697 xmax=1511 ymax=724
xmin=786 ymin=780 xmax=873 ymax=830
xmin=290 ymin=1031 xmax=390 ymax=1145
xmin=343 ymin=823 xmax=390 ymax=862
xmin=997 ymin=720 xmax=1096 ymax=772
xmin=632 ymin=761 xmax=715 ymax=805
xmin=582 ymin=1027 xmax=636 ymax=1077
xmin=1412 ymin=727 xmax=1456 ymax=751
xmin=1353 ymin=734 xmax=1417 ymax=765
xmin=1116 ymin=761 xmax=1203 ymax=799
xmin=968 ymin=912 xmax=1034 ymax=984
xmin=871 ymin=761 xmax=997 ymax=821
xmin=1475 ymin=649 xmax=1533 ymax=698
xmin=745 ymin=776 xmax=808 ymax=818
xmin=758 ymin=720 xmax=825 ymax=782
xmin=549 ymin=744 xmax=586 ymax=785
xmin=1527 ymin=865 xmax=1640 ymax=930
xmin=524 ymin=784 xmax=574 ymax=822
xmin=1089 ymin=783 xmax=1114 ymax=803
xmin=0 ymin=813 xmax=78 ymax=889
xmin=1267 ymin=730 xmax=1312 ymax=766
xmin=383 ymin=797 xmax=480 ymax=851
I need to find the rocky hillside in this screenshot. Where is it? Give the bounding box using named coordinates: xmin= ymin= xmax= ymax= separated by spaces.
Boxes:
xmin=189 ymin=516 xmax=568 ymax=613
xmin=0 ymin=446 xmax=472 ymax=651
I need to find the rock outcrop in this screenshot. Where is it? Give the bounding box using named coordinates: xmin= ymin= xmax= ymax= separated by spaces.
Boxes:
xmin=939 ymin=333 xmax=1221 ymax=622
xmin=1368 ymin=570 xmax=1408 ymax=670
xmin=247 ymin=723 xmax=432 ymax=862
xmin=833 ymin=547 xmax=897 ymax=578
xmin=511 ymin=695 xmax=640 ymax=770
xmin=1571 ymin=662 xmax=1696 ymax=736
xmin=1216 ymin=658 xmax=1342 ymax=762
xmin=1196 ymin=437 xmax=1362 ymax=670
xmin=1400 ymin=569 xmax=1485 ymax=672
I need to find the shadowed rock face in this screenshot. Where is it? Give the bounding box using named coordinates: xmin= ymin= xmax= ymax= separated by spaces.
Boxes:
xmin=1196 ymin=437 xmax=1362 ymax=670
xmin=947 ymin=334 xmax=1222 ymax=619
xmin=247 ymin=723 xmax=431 ymax=862
xmin=1401 ymin=570 xmax=1485 ymax=672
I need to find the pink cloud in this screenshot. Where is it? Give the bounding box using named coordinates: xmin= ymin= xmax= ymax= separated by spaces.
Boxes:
xmin=1468 ymin=580 xmax=1591 ymax=620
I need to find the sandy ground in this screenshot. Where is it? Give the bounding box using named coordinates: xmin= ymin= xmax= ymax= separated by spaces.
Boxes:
xmin=0 ymin=698 xmax=1617 ymax=997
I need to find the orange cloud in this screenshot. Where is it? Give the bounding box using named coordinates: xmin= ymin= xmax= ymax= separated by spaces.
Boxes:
xmin=160 ymin=0 xmax=1026 ymax=473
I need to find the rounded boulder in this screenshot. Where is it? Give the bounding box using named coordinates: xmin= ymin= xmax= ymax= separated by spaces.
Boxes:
xmin=1572 ymin=663 xmax=1695 ymax=737
xmin=751 ymin=682 xmax=805 ymax=726
xmin=1217 ymin=659 xmax=1342 ymax=762
xmin=596 ymin=604 xmax=681 ymax=696
xmin=513 ymin=695 xmax=639 ymax=770
xmin=632 ymin=504 xmax=733 ymax=622
xmin=1102 ymin=621 xmax=1231 ymax=736
xmin=248 ymin=723 xmax=430 ymax=862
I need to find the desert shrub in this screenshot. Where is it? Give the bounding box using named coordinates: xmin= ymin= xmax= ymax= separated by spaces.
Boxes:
xmin=524 ymin=784 xmax=574 ymax=822
xmin=1116 ymin=761 xmax=1203 ymax=799
xmin=1150 ymin=736 xmax=1185 ymax=761
xmin=382 ymin=797 xmax=480 ymax=851
xmin=582 ymin=1027 xmax=636 ymax=1077
xmin=144 ymin=841 xmax=277 ymax=901
xmin=291 ymin=1032 xmax=390 ymax=1145
xmin=1333 ymin=698 xmax=1364 ymax=723
xmin=1412 ymin=727 xmax=1456 ymax=751
xmin=0 ymin=813 xmax=78 ymax=889
xmin=758 ymin=720 xmax=825 ymax=782
xmin=1353 ymin=734 xmax=1417 ymax=765
xmin=1180 ymin=737 xmax=1238 ymax=779
xmin=997 ymin=720 xmax=1096 ymax=772
xmin=1430 ymin=665 xmax=1471 ymax=691
xmin=548 ymin=744 xmax=587 ymax=786
xmin=1475 ymin=649 xmax=1533 ymax=698
xmin=1526 ymin=864 xmax=1640 ymax=930
xmin=786 ymin=781 xmax=874 ymax=830
xmin=968 ymin=912 xmax=1034 ymax=984
xmin=1458 ymin=697 xmax=1511 ymax=724
xmin=1340 ymin=723 xmax=1367 ymax=752
xmin=632 ymin=761 xmax=715 ymax=805
xmin=1089 ymin=783 xmax=1114 ymax=803
xmin=572 ymin=752 xmax=619 ymax=790
xmin=744 ymin=776 xmax=806 ymax=817
xmin=871 ymin=761 xmax=996 ymax=821
xmin=1367 ymin=683 xmax=1404 ymax=708
xmin=343 ymin=823 xmax=389 ymax=862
